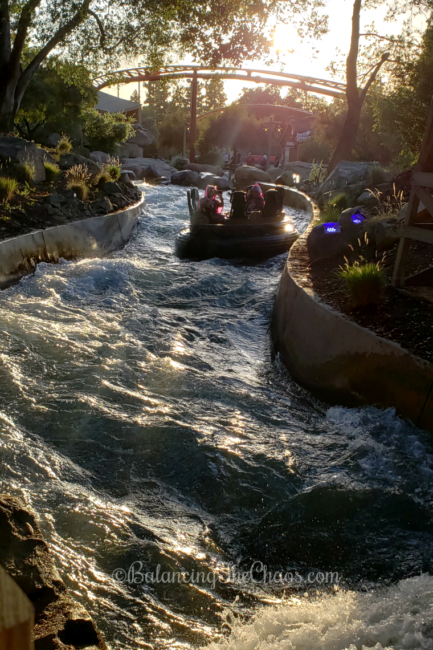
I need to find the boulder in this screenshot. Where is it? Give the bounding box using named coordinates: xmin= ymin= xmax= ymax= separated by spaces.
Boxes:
xmin=307 ymin=223 xmax=350 ymax=263
xmin=118 ymin=142 xmax=143 ymax=158
xmin=47 ymin=133 xmax=61 ymax=147
xmin=357 ymin=190 xmax=378 ymax=209
xmin=0 ymin=135 xmax=51 ymax=182
xmin=338 ymin=207 xmax=367 ymax=245
xmin=45 ymin=193 xmax=66 ymax=209
xmin=120 ymin=157 xmax=177 ymax=179
xmin=276 ymin=171 xmax=294 ymax=187
xmin=142 ymin=165 xmax=160 ymax=181
xmin=73 ymin=146 xmax=91 ymax=159
xmin=121 ymin=169 xmax=136 ymax=180
xmin=171 ymin=170 xmax=199 ymax=186
xmin=284 ymin=161 xmax=313 ymax=182
xmin=375 ymin=217 xmax=403 ymax=251
xmin=317 ymin=161 xmax=391 ymax=200
xmin=90 ymin=151 xmax=111 ymax=165
xmin=119 ymin=172 xmax=134 ymax=186
xmin=235 ymin=165 xmax=271 ymax=185
xmin=184 ymin=162 xmax=222 ymax=175
xmin=267 ymin=166 xmax=284 ymax=182
xmin=127 ymin=128 xmax=156 ymax=147
xmin=58 ymin=153 xmax=100 ymax=177
xmin=91 ymin=197 xmax=114 ymax=214
xmin=0 ymin=495 xmax=107 ymax=650
xmin=321 ymin=183 xmax=365 ymax=208
xmin=103 ymin=181 xmax=123 ymax=196
xmin=197 ymin=172 xmax=232 ymax=191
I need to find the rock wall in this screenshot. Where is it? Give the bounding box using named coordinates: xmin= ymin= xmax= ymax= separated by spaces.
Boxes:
xmin=0 ymin=495 xmax=107 ymax=650
xmin=0 ymin=196 xmax=144 ymax=288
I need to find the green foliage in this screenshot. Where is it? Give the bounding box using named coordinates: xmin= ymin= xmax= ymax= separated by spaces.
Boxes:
xmin=57 ymin=134 xmax=73 ymax=156
xmin=15 ymin=58 xmax=97 ymax=141
xmin=309 ymin=160 xmax=327 ymax=186
xmin=171 ymin=155 xmax=189 ymax=170
xmin=44 ymin=162 xmax=60 ymax=183
xmin=81 ymin=109 xmax=134 ymax=154
xmin=65 ymin=164 xmax=91 ymax=185
xmin=338 ymin=261 xmax=385 ymax=307
xmin=298 ymin=139 xmax=330 ymax=164
xmin=371 ymin=165 xmax=388 ymax=186
xmin=11 ymin=162 xmax=36 ymax=184
xmin=317 ymin=204 xmax=340 ymax=223
xmin=197 ymin=151 xmax=223 ymax=167
xmin=197 ymin=105 xmax=271 ymax=155
xmin=66 ymin=180 xmax=89 ymax=201
xmin=328 ymin=192 xmax=349 ymax=211
xmin=142 ymin=117 xmax=158 ymax=138
xmin=102 ymin=156 xmax=121 ymax=181
xmin=158 ymin=110 xmax=187 ymax=152
xmin=0 ymin=177 xmax=18 ymax=203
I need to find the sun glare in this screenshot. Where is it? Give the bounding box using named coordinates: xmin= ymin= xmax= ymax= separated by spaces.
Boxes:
xmin=272 ymin=24 xmax=295 ymax=54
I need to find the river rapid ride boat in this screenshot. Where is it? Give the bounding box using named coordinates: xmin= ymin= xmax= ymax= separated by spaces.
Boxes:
xmin=175 ymin=187 xmax=299 ymax=261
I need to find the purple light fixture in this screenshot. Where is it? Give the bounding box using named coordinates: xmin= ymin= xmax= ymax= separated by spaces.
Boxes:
xmin=323 ymin=223 xmax=341 ymax=234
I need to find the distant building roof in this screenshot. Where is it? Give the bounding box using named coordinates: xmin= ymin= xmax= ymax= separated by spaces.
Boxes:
xmin=95 ymin=91 xmax=141 ymax=114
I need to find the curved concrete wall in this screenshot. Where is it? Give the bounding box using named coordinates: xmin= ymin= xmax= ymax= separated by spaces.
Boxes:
xmin=0 ymin=196 xmax=144 ymax=288
xmin=272 ymin=190 xmax=433 ymax=432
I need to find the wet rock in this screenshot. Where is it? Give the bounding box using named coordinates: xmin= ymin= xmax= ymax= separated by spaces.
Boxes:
xmin=276 ymin=171 xmax=294 ymax=186
xmin=121 ymin=169 xmax=136 ymax=180
xmin=0 ymin=495 xmax=107 ymax=649
xmin=196 ymin=172 xmax=232 ymax=191
xmin=119 ymin=172 xmax=134 ymax=187
xmin=171 ymin=170 xmax=199 ymax=186
xmin=184 ymin=162 xmax=222 ymax=175
xmin=58 ymin=153 xmax=100 ymax=178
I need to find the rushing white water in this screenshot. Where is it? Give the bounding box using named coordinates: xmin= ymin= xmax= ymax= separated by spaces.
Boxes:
xmin=0 ymin=184 xmax=432 ymax=649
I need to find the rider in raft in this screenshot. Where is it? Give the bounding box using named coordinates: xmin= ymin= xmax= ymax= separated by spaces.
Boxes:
xmin=246 ymin=183 xmax=265 ymax=217
xmin=198 ymin=185 xmax=224 ymax=222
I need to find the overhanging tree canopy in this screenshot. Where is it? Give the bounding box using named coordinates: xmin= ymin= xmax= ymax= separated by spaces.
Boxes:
xmin=0 ymin=0 xmax=327 ymax=132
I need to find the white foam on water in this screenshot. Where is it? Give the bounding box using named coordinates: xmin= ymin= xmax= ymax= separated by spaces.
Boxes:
xmin=204 ymin=575 xmax=433 ymax=649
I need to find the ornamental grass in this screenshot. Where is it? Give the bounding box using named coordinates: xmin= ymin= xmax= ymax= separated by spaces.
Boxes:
xmin=338 ymin=260 xmax=385 ymax=308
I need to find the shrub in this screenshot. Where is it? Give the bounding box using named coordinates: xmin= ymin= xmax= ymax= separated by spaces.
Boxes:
xmin=56 ymin=134 xmax=73 ymax=156
xmin=102 ymin=156 xmax=121 ymax=181
xmin=317 ymin=204 xmax=340 ymax=223
xmin=66 ymin=180 xmax=88 ymax=200
xmin=12 ymin=162 xmax=36 ymax=184
xmin=171 ymin=155 xmax=189 ymax=170
xmin=65 ymin=164 xmax=91 ymax=200
xmin=44 ymin=162 xmax=60 ymax=183
xmin=81 ymin=108 xmax=134 ymax=154
xmin=329 ymin=192 xmax=349 ymax=211
xmin=338 ymin=261 xmax=385 ymax=307
xmin=197 ymin=151 xmax=223 ymax=167
xmin=371 ymin=165 xmax=388 ymax=186
xmin=0 ymin=177 xmax=18 ymax=203
xmin=94 ymin=171 xmax=111 ymax=187
xmin=309 ymin=159 xmax=327 ymax=187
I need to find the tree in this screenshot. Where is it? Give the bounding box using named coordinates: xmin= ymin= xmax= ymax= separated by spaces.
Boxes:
xmin=130 ymin=89 xmax=141 ymax=104
xmin=0 ymin=0 xmax=327 ymax=133
xmin=81 ymin=108 xmax=134 ymax=153
xmin=327 ymin=0 xmax=392 ymax=174
xmin=14 ymin=57 xmax=96 ymax=139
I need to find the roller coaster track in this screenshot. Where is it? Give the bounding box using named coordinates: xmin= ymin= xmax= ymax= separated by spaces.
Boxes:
xmin=94 ymin=64 xmax=346 ymax=99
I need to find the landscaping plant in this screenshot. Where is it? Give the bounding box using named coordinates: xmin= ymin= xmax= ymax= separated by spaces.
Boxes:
xmin=338 ymin=260 xmax=385 ymax=307
xmin=44 ymin=162 xmax=60 ymax=184
xmin=0 ymin=178 xmax=19 ymax=203
xmin=65 ymin=164 xmax=91 ymax=200
xmin=56 ymin=135 xmax=73 ymax=156
xmin=103 ymin=157 xmax=122 ymax=181
xmin=309 ymin=159 xmax=327 ymax=187
xmin=12 ymin=162 xmax=36 ymax=185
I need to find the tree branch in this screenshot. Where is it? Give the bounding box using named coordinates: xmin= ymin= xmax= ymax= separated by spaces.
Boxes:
xmin=359 ymin=33 xmax=404 ymax=45
xmin=88 ymin=9 xmax=105 ymax=48
xmin=16 ymin=0 xmax=91 ymax=100
xmin=10 ymin=0 xmax=44 ymax=71
xmin=0 ymin=0 xmax=11 ymax=67
xmin=359 ymin=51 xmax=390 ymax=103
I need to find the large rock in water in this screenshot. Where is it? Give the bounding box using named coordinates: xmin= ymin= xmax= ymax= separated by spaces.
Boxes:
xmin=120 ymin=157 xmax=177 ymax=180
xmin=127 ymin=127 xmax=156 ymax=147
xmin=235 ymin=165 xmax=271 ymax=185
xmin=118 ymin=142 xmax=143 ymax=158
xmin=317 ymin=161 xmax=391 ymax=201
xmin=0 ymin=135 xmax=53 ymax=182
xmin=0 ymin=495 xmax=107 ymax=649
xmin=184 ymin=162 xmax=222 ymax=175
xmin=59 ymin=153 xmax=100 ymax=177
xmin=171 ymin=170 xmax=199 ymax=186
xmin=197 ymin=172 xmax=232 ymax=191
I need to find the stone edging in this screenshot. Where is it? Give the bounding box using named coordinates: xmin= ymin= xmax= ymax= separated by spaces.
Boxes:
xmin=0 ymin=194 xmax=145 ymax=288
xmin=272 ymin=186 xmax=433 ymax=432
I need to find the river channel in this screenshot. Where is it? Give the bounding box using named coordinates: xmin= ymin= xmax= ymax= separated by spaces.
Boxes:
xmin=0 ymin=184 xmax=433 ymax=649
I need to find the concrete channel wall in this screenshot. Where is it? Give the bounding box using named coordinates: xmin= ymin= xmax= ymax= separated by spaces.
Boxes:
xmin=0 ymin=196 xmax=144 ymax=288
xmin=272 ymin=185 xmax=433 ymax=432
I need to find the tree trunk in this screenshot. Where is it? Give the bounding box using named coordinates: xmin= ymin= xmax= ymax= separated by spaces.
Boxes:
xmin=327 ymin=100 xmax=361 ymax=174
xmin=0 ymin=81 xmax=20 ymax=133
